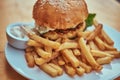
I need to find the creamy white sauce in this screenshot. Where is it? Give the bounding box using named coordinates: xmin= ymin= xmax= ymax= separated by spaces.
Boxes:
xmin=10 ymin=25 xmax=33 ymax=40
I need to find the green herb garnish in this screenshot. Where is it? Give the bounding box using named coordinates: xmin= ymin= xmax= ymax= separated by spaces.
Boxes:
xmin=85 ymin=13 xmax=96 ymax=30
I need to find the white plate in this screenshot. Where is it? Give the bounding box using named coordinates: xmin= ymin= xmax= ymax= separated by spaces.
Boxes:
xmin=5 ymin=24 xmax=120 ymax=80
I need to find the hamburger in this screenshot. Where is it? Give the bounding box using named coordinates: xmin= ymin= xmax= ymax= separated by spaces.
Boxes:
xmin=33 ymin=0 xmax=88 ymax=35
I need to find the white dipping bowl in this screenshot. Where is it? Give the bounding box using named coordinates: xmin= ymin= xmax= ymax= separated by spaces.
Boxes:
xmin=6 ymin=22 xmax=34 ymax=49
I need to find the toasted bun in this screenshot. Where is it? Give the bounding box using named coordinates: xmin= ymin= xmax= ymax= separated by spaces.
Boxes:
xmin=33 ymin=0 xmax=88 ymax=29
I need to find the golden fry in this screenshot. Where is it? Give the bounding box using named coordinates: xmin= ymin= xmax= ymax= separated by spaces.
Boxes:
xmin=86 ymin=44 xmax=90 ymax=51
xmin=34 ymin=57 xmax=46 ymax=65
xmin=76 ymin=67 xmax=85 ymax=76
xmin=25 ymin=47 xmax=34 ymax=52
xmin=86 ymin=24 xmax=103 ymax=41
xmin=29 ymin=34 xmax=60 ymax=49
xmin=25 ymin=52 xmax=35 ymax=67
xmin=80 ymin=53 xmax=87 ymax=64
xmin=96 ymin=57 xmax=112 ymax=65
xmin=101 ymin=30 xmax=114 ymax=45
xmin=64 ymin=64 xmax=76 ymax=77
xmin=35 ymin=47 xmax=51 ymax=59
xmin=78 ymin=37 xmax=102 ymax=70
xmin=42 ymin=52 xmax=60 ymax=65
xmin=103 ymin=42 xmax=117 ymax=51
xmin=58 ymin=42 xmax=78 ymax=51
xmin=49 ymin=63 xmax=63 ymax=75
xmin=93 ymin=20 xmax=114 ymax=45
xmin=40 ymin=63 xmax=58 ymax=77
xmin=44 ymin=46 xmax=53 ymax=54
xmin=58 ymin=56 xmax=65 ymax=66
xmin=94 ymin=36 xmax=105 ymax=50
xmin=88 ymin=41 xmax=99 ymax=50
xmin=62 ymin=49 xmax=80 ymax=67
xmin=51 ymin=58 xmax=58 ymax=65
xmin=27 ymin=39 xmax=42 ymax=47
xmin=62 ymin=55 xmax=69 ymax=64
xmin=72 ymin=49 xmax=81 ymax=56
xmin=105 ymin=51 xmax=120 ymax=58
xmin=91 ymin=50 xmax=114 ymax=58
xmin=79 ymin=60 xmax=92 ymax=73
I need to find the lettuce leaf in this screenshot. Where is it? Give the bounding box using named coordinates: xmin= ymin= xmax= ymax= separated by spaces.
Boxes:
xmin=85 ymin=13 xmax=96 ymax=30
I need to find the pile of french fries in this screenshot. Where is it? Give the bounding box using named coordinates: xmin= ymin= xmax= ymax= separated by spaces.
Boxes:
xmin=24 ymin=21 xmax=120 ymax=77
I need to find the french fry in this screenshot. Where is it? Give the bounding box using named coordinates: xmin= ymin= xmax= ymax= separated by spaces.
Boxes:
xmin=36 ymin=51 xmax=60 ymax=65
xmin=96 ymin=57 xmax=112 ymax=65
xmin=101 ymin=30 xmax=114 ymax=45
xmin=25 ymin=52 xmax=35 ymax=67
xmin=44 ymin=46 xmax=53 ymax=54
xmin=35 ymin=47 xmax=51 ymax=59
xmin=48 ymin=63 xmax=63 ymax=75
xmin=58 ymin=56 xmax=65 ymax=66
xmin=72 ymin=48 xmax=81 ymax=56
xmin=62 ymin=54 xmax=70 ymax=64
xmin=32 ymin=51 xmax=38 ymax=57
xmin=62 ymin=49 xmax=80 ymax=67
xmin=58 ymin=42 xmax=78 ymax=51
xmin=29 ymin=34 xmax=60 ymax=49
xmin=48 ymin=51 xmax=60 ymax=63
xmin=27 ymin=39 xmax=42 ymax=47
xmin=32 ymin=51 xmax=39 ymax=59
xmin=40 ymin=63 xmax=58 ymax=77
xmin=25 ymin=47 xmax=34 ymax=52
xmin=80 ymin=53 xmax=88 ymax=64
xmin=94 ymin=36 xmax=105 ymax=50
xmin=78 ymin=37 xmax=102 ymax=70
xmin=105 ymin=51 xmax=120 ymax=58
xmin=88 ymin=41 xmax=99 ymax=50
xmin=91 ymin=50 xmax=114 ymax=58
xmin=34 ymin=57 xmax=46 ymax=65
xmin=76 ymin=67 xmax=85 ymax=76
xmin=103 ymin=42 xmax=117 ymax=51
xmin=77 ymin=31 xmax=92 ymax=39
xmin=79 ymin=60 xmax=92 ymax=73
xmin=86 ymin=24 xmax=103 ymax=41
xmin=51 ymin=58 xmax=58 ymax=65
xmin=86 ymin=44 xmax=90 ymax=51
xmin=64 ymin=64 xmax=76 ymax=77
xmin=93 ymin=20 xmax=114 ymax=45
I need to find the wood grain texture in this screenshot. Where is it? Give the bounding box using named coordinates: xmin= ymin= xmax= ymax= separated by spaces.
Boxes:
xmin=0 ymin=0 xmax=120 ymax=80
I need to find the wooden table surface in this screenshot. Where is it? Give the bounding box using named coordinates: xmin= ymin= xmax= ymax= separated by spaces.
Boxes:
xmin=0 ymin=0 xmax=120 ymax=80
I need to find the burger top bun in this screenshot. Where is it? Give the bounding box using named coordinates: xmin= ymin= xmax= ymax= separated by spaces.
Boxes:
xmin=33 ymin=0 xmax=88 ymax=29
